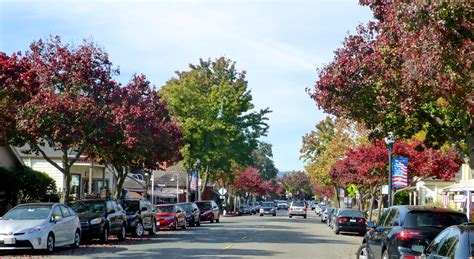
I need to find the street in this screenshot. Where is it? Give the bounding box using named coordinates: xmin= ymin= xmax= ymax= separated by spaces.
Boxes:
xmin=17 ymin=210 xmax=363 ymax=258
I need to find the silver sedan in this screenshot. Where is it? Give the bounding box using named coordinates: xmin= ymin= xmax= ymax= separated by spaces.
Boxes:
xmin=0 ymin=203 xmax=81 ymax=253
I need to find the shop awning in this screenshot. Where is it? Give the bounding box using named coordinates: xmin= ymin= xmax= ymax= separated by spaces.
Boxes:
xmin=443 ymin=179 xmax=474 ymax=192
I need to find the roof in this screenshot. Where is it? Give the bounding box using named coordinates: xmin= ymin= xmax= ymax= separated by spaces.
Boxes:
xmin=391 ymin=205 xmax=465 ymax=214
xmin=154 ymin=163 xmax=187 ymax=186
xmin=442 ymin=179 xmax=474 ymax=192
xmin=15 ymin=144 xmax=83 ymax=158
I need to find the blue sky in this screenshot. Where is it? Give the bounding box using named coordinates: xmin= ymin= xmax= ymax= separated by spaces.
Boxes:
xmin=1 ymin=0 xmax=373 ymax=172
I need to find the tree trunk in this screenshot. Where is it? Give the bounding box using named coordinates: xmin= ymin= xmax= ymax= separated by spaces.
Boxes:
xmin=199 ymin=166 xmax=210 ymax=201
xmin=467 ymin=133 xmax=474 ymax=177
xmin=368 ymin=186 xmax=375 ymax=222
xmin=377 ymin=192 xmax=383 ymax=222
xmin=61 ymin=146 xmax=71 ymax=203
xmin=113 ymin=165 xmax=127 ymax=199
xmin=334 ymin=185 xmax=340 ymax=208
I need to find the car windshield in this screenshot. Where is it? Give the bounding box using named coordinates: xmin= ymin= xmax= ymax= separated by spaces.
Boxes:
xmin=292 ymin=202 xmax=305 ymax=207
xmin=156 ymin=205 xmax=175 ymax=213
xmin=262 ymin=202 xmax=274 ymax=207
xmin=70 ymin=201 xmax=106 ymax=214
xmin=339 ymin=210 xmax=364 ymax=218
xmin=196 ymin=203 xmax=212 ymax=210
xmin=404 ymin=211 xmax=467 ymax=228
xmin=122 ymin=200 xmax=140 ymax=214
xmin=3 ymin=205 xmax=52 ymax=220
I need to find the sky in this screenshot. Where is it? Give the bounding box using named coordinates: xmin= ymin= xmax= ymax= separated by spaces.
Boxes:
xmin=1 ymin=0 xmax=373 ymax=172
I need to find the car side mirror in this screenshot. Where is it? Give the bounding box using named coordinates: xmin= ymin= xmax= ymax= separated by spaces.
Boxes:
xmin=51 ymin=216 xmax=62 ymax=223
xmin=366 ymin=221 xmax=375 ymax=228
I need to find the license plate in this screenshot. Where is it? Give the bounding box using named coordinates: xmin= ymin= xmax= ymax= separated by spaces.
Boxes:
xmin=350 ymin=219 xmax=356 ymax=222
xmin=4 ymin=237 xmax=16 ymax=245
xmin=411 ymin=245 xmax=424 ymax=253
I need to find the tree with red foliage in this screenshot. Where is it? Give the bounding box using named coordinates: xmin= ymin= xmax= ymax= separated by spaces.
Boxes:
xmin=0 ymin=52 xmax=38 ymax=144
xmin=230 ymin=166 xmax=264 ymax=195
xmin=3 ymin=36 xmax=119 ymax=202
xmin=310 ymin=2 xmax=473 ymax=173
xmin=280 ymin=171 xmax=312 ymax=199
xmin=329 ymin=139 xmax=461 ymax=215
xmin=88 ymin=75 xmax=184 ymax=199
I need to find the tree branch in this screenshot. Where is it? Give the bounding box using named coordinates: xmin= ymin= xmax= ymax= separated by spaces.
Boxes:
xmin=32 ymin=143 xmax=65 ymax=174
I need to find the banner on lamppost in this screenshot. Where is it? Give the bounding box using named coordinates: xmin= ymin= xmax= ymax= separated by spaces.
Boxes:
xmin=190 ymin=171 xmax=197 ymax=191
xmin=392 ymin=158 xmax=408 ymax=188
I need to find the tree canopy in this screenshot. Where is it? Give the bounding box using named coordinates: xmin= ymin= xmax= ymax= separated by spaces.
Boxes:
xmin=310 ymin=2 xmax=473 ymax=171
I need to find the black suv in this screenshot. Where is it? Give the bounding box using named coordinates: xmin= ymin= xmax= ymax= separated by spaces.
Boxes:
xmin=121 ymin=198 xmax=157 ymax=237
xmin=70 ymin=199 xmax=127 ymax=242
xmin=357 ymin=206 xmax=467 ymax=259
xmin=177 ymin=202 xmax=201 ymax=227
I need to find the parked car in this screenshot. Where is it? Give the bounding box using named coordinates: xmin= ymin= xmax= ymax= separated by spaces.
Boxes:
xmin=259 ymin=202 xmax=277 ymax=216
xmin=332 ymin=209 xmax=366 ymax=236
xmin=289 ymin=201 xmax=307 ymax=219
xmin=154 ymin=204 xmax=186 ymax=230
xmin=195 ymin=200 xmax=220 ymax=223
xmin=422 ymin=223 xmax=474 ymax=258
xmin=69 ymin=199 xmax=127 ymax=242
xmin=321 ymin=207 xmax=335 ymax=223
xmin=238 ymin=205 xmax=252 ymax=215
xmin=0 ymin=203 xmax=81 ymax=253
xmin=277 ymin=201 xmax=289 ymax=210
xmin=121 ymin=198 xmax=156 ymax=237
xmin=356 ymin=206 xmax=467 ymax=259
xmin=177 ymin=202 xmax=201 ymax=227
xmin=317 ymin=205 xmax=327 ymax=216
xmin=248 ymin=202 xmax=258 ymax=215
xmin=311 ymin=202 xmax=318 ymax=210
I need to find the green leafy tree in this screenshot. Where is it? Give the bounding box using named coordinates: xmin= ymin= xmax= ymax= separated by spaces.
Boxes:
xmin=250 ymin=141 xmax=278 ymax=180
xmin=161 ymin=57 xmax=270 ymax=199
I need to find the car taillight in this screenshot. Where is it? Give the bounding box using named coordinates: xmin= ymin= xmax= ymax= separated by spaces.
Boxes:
xmin=358 ymin=218 xmax=366 ymax=224
xmin=396 ymin=229 xmax=423 ymax=241
xmin=338 ymin=217 xmax=347 ymax=223
xmin=402 ymin=256 xmax=422 ymax=259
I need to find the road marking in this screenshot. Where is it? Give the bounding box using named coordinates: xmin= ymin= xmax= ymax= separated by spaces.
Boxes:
xmin=223 ymin=245 xmax=233 ymax=250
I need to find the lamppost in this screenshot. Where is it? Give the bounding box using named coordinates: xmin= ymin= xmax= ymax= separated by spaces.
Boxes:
xmin=385 ymin=132 xmax=395 ymax=207
xmin=170 ymin=173 xmax=179 ymax=203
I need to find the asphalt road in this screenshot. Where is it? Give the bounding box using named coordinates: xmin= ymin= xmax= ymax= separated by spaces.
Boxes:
xmin=2 ymin=209 xmax=364 ymax=258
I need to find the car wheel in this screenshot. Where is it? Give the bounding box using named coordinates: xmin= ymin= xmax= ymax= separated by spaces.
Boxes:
xmin=181 ymin=220 xmax=187 ymax=230
xmin=70 ymin=229 xmax=81 ymax=248
xmin=100 ymin=226 xmax=109 ymax=243
xmin=334 ymin=226 xmax=340 ymax=235
xmin=356 ymin=244 xmax=369 ymax=259
xmin=46 ymin=233 xmax=55 ymax=253
xmin=289 ymin=215 xmax=292 ymax=218
xmin=172 ymin=219 xmax=177 ymax=230
xmin=196 ymin=219 xmax=201 ymax=227
xmin=190 ymin=219 xmax=195 ymax=227
xmin=118 ymin=224 xmax=126 ymax=241
xmin=272 ymin=213 xmax=276 ymax=216
xmin=150 ymin=220 xmax=157 ymax=235
xmin=216 ymin=216 xmax=220 ymax=223
xmin=382 ymin=249 xmax=389 ymax=259
xmin=210 ymin=215 xmax=215 ymax=223
xmin=304 ymin=215 xmax=307 ymax=219
xmin=260 ymin=214 xmax=263 ymax=216
xmin=135 ymin=222 xmax=144 ymax=237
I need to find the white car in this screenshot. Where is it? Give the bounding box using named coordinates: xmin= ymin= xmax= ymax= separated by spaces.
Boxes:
xmin=0 ymin=203 xmax=81 ymax=253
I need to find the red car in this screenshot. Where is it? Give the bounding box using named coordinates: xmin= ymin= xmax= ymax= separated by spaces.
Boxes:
xmin=195 ymin=200 xmax=220 ymax=223
xmin=154 ymin=204 xmax=187 ymax=230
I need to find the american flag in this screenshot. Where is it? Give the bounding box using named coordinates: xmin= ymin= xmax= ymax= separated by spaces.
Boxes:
xmin=441 ymin=195 xmax=449 ymax=208
xmin=392 ymin=158 xmax=408 ymax=188
xmin=190 ymin=172 xmax=197 ymax=191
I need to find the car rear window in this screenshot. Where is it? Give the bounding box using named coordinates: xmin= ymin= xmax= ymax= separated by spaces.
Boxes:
xmin=292 ymin=202 xmax=305 ymax=207
xmin=196 ymin=202 xmax=212 ymax=210
xmin=404 ymin=211 xmax=467 ymax=228
xmin=156 ymin=205 xmax=175 ymax=213
xmin=339 ymin=210 xmax=364 ymax=218
xmin=262 ymin=202 xmax=274 ymax=207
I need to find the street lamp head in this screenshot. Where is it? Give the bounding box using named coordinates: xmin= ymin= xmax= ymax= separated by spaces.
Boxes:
xmin=385 ymin=132 xmax=395 ymax=145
